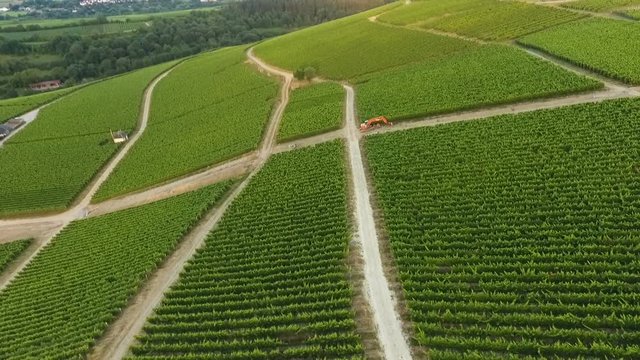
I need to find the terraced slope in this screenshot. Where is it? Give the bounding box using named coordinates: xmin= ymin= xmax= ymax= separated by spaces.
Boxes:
xmin=0 ymin=62 xmax=175 ymax=216
xmin=356 ymin=45 xmax=601 ymax=121
xmin=0 ymin=182 xmax=233 ymax=359
xmin=519 ymin=18 xmax=640 ymax=84
xmin=364 ymin=98 xmax=640 ymax=359
xmin=379 ymin=0 xmax=585 ymax=40
xmin=0 ymin=87 xmax=76 ymax=123
xmin=0 ymin=239 xmax=30 ymax=272
xmin=129 ymin=141 xmax=364 ymax=359
xmin=278 ymin=82 xmax=344 ymax=142
xmin=95 ymin=46 xmax=278 ymax=201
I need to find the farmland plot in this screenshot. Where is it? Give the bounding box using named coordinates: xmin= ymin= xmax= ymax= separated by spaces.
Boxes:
xmin=0 ymin=87 xmax=75 ymax=123
xmin=356 ymin=45 xmax=601 ymax=122
xmin=379 ymin=0 xmax=585 ymax=40
xmin=519 ymin=18 xmax=640 ymax=84
xmin=0 ymin=182 xmax=233 ymax=359
xmin=253 ymin=6 xmax=473 ymax=80
xmin=561 ymin=0 xmax=640 ymax=11
xmin=129 ymin=141 xmax=364 ymax=359
xmin=364 ymin=98 xmax=640 ymax=359
xmin=0 ymin=62 xmax=175 ymax=216
xmin=94 ymin=46 xmax=279 ymax=201
xmin=0 ymin=239 xmax=30 ymax=272
xmin=278 ymin=82 xmax=344 ymax=142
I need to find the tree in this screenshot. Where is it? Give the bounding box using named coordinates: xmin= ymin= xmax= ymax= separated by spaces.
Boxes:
xmin=304 ymin=66 xmax=317 ymax=80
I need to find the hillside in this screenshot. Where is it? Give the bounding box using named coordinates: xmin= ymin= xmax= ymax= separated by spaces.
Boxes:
xmin=1 ymin=0 xmax=639 ymax=359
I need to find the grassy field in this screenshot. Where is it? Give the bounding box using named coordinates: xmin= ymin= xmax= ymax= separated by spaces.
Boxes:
xmin=129 ymin=141 xmax=364 ymax=359
xmin=364 ymin=98 xmax=640 ymax=359
xmin=0 ymin=239 xmax=30 ymax=273
xmin=0 ymin=21 xmax=148 ymax=40
xmin=253 ymin=3 xmax=479 ymax=80
xmin=277 ymin=82 xmax=344 ymax=142
xmin=94 ymin=46 xmax=278 ymax=201
xmin=379 ymin=0 xmax=585 ymax=41
xmin=0 ymin=62 xmax=175 ymax=216
xmin=519 ymin=18 xmax=640 ymax=84
xmin=355 ymin=45 xmax=601 ymax=122
xmin=0 ymin=86 xmax=76 ymax=123
xmin=561 ymin=0 xmax=640 ymax=11
xmin=0 ymin=183 xmax=233 ymax=358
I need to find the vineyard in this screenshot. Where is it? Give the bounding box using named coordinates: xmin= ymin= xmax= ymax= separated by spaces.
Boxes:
xmin=355 ymin=45 xmax=601 ymax=122
xmin=519 ymin=18 xmax=640 ymax=84
xmin=561 ymin=0 xmax=640 ymax=11
xmin=0 ymin=239 xmax=30 ymax=272
xmin=0 ymin=87 xmax=76 ymax=123
xmin=129 ymin=141 xmax=364 ymax=359
xmin=94 ymin=46 xmax=278 ymax=201
xmin=364 ymin=98 xmax=640 ymax=359
xmin=253 ymin=5 xmax=473 ymax=80
xmin=277 ymin=82 xmax=344 ymax=142
xmin=0 ymin=182 xmax=233 ymax=358
xmin=0 ymin=62 xmax=175 ymax=216
xmin=378 ymin=0 xmax=585 ymax=41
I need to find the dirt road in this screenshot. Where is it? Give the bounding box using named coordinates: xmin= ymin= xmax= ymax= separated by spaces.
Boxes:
xmin=0 ymin=108 xmax=42 ymax=147
xmin=344 ymin=84 xmax=413 ymax=360
xmin=88 ymin=47 xmax=293 ymax=360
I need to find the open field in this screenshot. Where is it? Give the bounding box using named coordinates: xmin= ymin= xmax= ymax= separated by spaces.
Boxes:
xmin=0 ymin=21 xmax=148 ymax=40
xmin=355 ymin=45 xmax=601 ymax=122
xmin=0 ymin=62 xmax=175 ymax=216
xmin=277 ymin=82 xmax=344 ymax=142
xmin=364 ymin=98 xmax=640 ymax=359
xmin=519 ymin=18 xmax=640 ymax=84
xmin=129 ymin=141 xmax=365 ymax=359
xmin=0 ymin=239 xmax=30 ymax=272
xmin=378 ymin=0 xmax=586 ymax=40
xmin=0 ymin=183 xmax=232 ymax=358
xmin=0 ymin=87 xmax=74 ymax=123
xmin=94 ymin=46 xmax=278 ymax=201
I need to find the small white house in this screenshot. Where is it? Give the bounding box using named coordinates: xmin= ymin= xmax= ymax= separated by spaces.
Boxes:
xmin=110 ymin=130 xmax=129 ymax=144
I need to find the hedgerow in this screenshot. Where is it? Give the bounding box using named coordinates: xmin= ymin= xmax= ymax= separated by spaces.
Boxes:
xmin=94 ymin=46 xmax=279 ymax=202
xmin=0 ymin=182 xmax=233 ymax=358
xmin=364 ymin=98 xmax=640 ymax=358
xmin=278 ymin=82 xmax=344 ymax=142
xmin=129 ymin=141 xmax=364 ymax=359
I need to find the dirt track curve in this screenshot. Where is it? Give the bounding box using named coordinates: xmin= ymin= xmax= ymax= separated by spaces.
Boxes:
xmin=87 ymin=47 xmax=293 ymax=360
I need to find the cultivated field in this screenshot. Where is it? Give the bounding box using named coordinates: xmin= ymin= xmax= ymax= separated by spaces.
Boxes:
xmin=0 ymin=239 xmax=30 ymax=272
xmin=0 ymin=87 xmax=75 ymax=123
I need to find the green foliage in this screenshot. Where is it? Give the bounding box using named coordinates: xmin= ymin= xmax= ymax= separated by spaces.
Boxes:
xmin=625 ymin=9 xmax=640 ymax=19
xmin=254 ymin=4 xmax=474 ymax=80
xmin=0 ymin=239 xmax=30 ymax=272
xmin=379 ymin=0 xmax=585 ymax=40
xmin=129 ymin=141 xmax=364 ymax=359
xmin=0 ymin=87 xmax=75 ymax=123
xmin=0 ymin=182 xmax=233 ymax=358
xmin=0 ymin=22 xmax=149 ymax=41
xmin=356 ymin=45 xmax=601 ymax=122
xmin=519 ymin=18 xmax=640 ymax=84
xmin=94 ymin=47 xmax=278 ymax=202
xmin=364 ymin=98 xmax=640 ymax=358
xmin=0 ymin=62 xmax=175 ymax=216
xmin=561 ymin=0 xmax=640 ymax=11
xmin=278 ymin=82 xmax=344 ymax=142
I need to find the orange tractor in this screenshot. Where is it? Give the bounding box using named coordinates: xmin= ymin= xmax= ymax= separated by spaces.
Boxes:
xmin=360 ymin=116 xmax=392 ymax=132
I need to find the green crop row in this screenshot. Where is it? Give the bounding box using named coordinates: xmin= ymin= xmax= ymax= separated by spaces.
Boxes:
xmin=0 ymin=61 xmax=175 ymax=216
xmin=364 ymin=98 xmax=640 ymax=358
xmin=379 ymin=0 xmax=585 ymax=41
xmin=0 ymin=87 xmax=76 ymax=123
xmin=518 ymin=18 xmax=640 ymax=84
xmin=355 ymin=45 xmax=601 ymax=122
xmin=0 ymin=182 xmax=233 ymax=358
xmin=561 ymin=0 xmax=640 ymax=11
xmin=129 ymin=141 xmax=364 ymax=359
xmin=94 ymin=46 xmax=279 ymax=202
xmin=0 ymin=239 xmax=30 ymax=272
xmin=253 ymin=4 xmax=473 ymax=80
xmin=277 ymin=82 xmax=344 ymax=142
